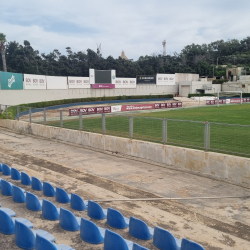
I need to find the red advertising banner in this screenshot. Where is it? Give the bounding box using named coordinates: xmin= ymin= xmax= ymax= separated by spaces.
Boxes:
xmin=91 ymin=84 xmax=115 ymax=89
xmin=206 ymin=98 xmax=250 ymax=105
xmin=69 ymin=106 xmax=111 ymax=116
xmin=121 ymin=104 xmax=155 ymax=111
xmin=69 ymin=102 xmax=183 ymax=116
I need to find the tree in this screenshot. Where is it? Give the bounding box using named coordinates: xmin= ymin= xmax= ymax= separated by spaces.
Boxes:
xmin=0 ymin=33 xmax=7 ymax=71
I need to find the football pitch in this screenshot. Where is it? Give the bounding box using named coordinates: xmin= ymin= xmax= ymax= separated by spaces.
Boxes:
xmin=48 ymin=104 xmax=250 ymax=156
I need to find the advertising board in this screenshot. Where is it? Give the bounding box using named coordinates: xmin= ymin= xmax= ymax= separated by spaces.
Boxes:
xmin=156 ymin=74 xmax=175 ymax=85
xmin=23 ymin=74 xmax=46 ymax=89
xmin=136 ymin=75 xmax=156 ymax=84
xmin=115 ymin=78 xmax=136 ymax=88
xmin=68 ymin=77 xmax=90 ymax=89
xmin=46 ymin=76 xmax=68 ymax=89
xmin=91 ymin=84 xmax=115 ymax=89
xmin=69 ymin=106 xmax=111 ymax=116
xmin=0 ymin=71 xmax=23 ymax=90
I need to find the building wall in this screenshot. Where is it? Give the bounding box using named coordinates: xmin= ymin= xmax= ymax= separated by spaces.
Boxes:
xmin=222 ymin=82 xmax=250 ymax=93
xmin=0 ymin=84 xmax=179 ymax=106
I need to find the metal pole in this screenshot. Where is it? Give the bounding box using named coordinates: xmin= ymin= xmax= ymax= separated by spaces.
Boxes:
xmin=60 ymin=110 xmax=63 ymax=128
xmin=162 ymin=118 xmax=167 ymax=144
xmin=17 ymin=106 xmax=19 ymax=121
xmin=204 ymin=122 xmax=207 ymax=150
xmin=129 ymin=116 xmax=133 ymax=138
xmin=93 ymin=195 xmax=250 ymax=203
xmin=102 ymin=114 xmax=106 ymax=134
xmin=79 ymin=112 xmax=82 ymax=131
xmin=240 ymin=92 xmax=242 ymax=105
xmin=43 ymin=108 xmax=46 ymax=124
xmin=207 ymin=122 xmax=210 ymax=150
xmin=5 ymin=105 xmax=8 ymax=118
xmin=29 ymin=107 xmax=32 ymax=123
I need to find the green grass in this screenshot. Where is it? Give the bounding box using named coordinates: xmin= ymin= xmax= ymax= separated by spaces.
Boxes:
xmin=47 ymin=104 xmax=250 ymax=157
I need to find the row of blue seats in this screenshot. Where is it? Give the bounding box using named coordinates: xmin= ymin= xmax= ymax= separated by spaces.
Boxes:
xmin=0 ymin=206 xmax=74 ymax=250
xmin=0 ymin=178 xmax=149 ymax=250
xmin=0 ymin=163 xmax=205 ymax=250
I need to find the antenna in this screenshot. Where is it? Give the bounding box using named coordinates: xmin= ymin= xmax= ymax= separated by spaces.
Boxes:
xmin=97 ymin=43 xmax=102 ymax=57
xmin=162 ymin=40 xmax=166 ymax=56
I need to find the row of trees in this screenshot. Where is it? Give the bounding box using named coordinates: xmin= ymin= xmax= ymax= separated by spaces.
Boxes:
xmin=1 ymin=33 xmax=250 ymax=77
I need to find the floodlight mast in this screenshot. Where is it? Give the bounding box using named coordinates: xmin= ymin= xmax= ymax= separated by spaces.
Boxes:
xmin=162 ymin=40 xmax=166 ymax=56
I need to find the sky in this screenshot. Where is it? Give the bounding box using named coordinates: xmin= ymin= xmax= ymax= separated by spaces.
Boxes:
xmin=1 ymin=0 xmax=250 ymax=60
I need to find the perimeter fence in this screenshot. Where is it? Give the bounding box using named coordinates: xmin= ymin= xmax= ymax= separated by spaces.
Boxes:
xmin=1 ymin=104 xmax=250 ymax=157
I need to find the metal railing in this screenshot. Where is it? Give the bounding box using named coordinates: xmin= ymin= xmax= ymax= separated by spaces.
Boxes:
xmin=1 ymin=104 xmax=250 ymax=157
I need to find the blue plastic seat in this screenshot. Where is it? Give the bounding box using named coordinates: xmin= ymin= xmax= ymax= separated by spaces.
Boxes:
xmin=87 ymin=200 xmax=107 ymax=220
xmin=1 ymin=180 xmax=13 ymax=196
xmin=181 ymin=238 xmax=205 ymax=250
xmin=107 ymin=208 xmax=129 ymax=229
xmin=59 ymin=208 xmax=81 ymax=231
xmin=104 ymin=229 xmax=133 ymax=250
xmin=31 ymin=176 xmax=43 ymax=191
xmin=21 ymin=172 xmax=31 ymax=185
xmin=0 ymin=178 xmax=2 ymax=189
xmin=26 ymin=192 xmax=43 ymax=211
xmin=2 ymin=164 xmax=11 ymax=176
xmin=153 ymin=226 xmax=181 ymax=250
xmin=0 ymin=209 xmax=33 ymax=235
xmin=56 ymin=187 xmax=71 ymax=203
xmin=132 ymin=243 xmax=149 ymax=250
xmin=43 ymin=182 xmax=56 ymax=197
xmin=42 ymin=199 xmax=60 ymax=221
xmin=15 ymin=220 xmax=55 ymax=250
xmin=11 ymin=167 xmax=21 ymax=180
xmin=0 ymin=163 xmax=2 ymax=172
xmin=129 ymin=217 xmax=154 ymax=240
xmin=12 ymin=185 xmax=26 ymax=203
xmin=71 ymin=193 xmax=88 ymax=211
xmin=80 ymin=217 xmax=105 ymax=244
xmin=0 ymin=208 xmax=16 ymax=217
xmin=36 ymin=234 xmax=75 ymax=250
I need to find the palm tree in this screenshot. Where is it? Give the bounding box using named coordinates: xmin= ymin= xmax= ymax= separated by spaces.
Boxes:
xmin=0 ymin=33 xmax=7 ymax=71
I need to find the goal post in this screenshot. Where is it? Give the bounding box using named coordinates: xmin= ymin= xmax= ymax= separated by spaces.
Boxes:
xmin=217 ymin=91 xmax=242 ymax=107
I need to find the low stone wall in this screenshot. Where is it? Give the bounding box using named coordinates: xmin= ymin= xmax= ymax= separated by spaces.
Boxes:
xmin=1 ymin=119 xmax=250 ymax=188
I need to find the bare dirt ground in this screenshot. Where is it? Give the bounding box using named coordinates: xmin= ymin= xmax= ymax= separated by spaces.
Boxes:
xmin=0 ymin=128 xmax=250 ymax=250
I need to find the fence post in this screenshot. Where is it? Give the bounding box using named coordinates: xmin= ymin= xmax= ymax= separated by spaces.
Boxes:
xmin=17 ymin=106 xmax=19 ymax=121
xmin=162 ymin=118 xmax=167 ymax=144
xmin=43 ymin=108 xmax=46 ymax=124
xmin=79 ymin=112 xmax=82 ymax=130
xmin=207 ymin=122 xmax=210 ymax=150
xmin=102 ymin=114 xmax=106 ymax=134
xmin=204 ymin=122 xmax=210 ymax=151
xmin=5 ymin=105 xmax=8 ymax=118
xmin=129 ymin=116 xmax=133 ymax=138
xmin=29 ymin=107 xmax=32 ymax=123
xmin=60 ymin=110 xmax=63 ymax=128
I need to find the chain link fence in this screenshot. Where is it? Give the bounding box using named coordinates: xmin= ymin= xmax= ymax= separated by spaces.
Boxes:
xmin=1 ymin=104 xmax=250 ymax=157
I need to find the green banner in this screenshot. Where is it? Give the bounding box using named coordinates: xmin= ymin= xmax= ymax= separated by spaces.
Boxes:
xmin=0 ymin=71 xmax=23 ymax=90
